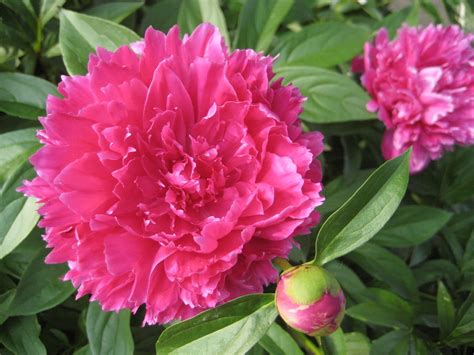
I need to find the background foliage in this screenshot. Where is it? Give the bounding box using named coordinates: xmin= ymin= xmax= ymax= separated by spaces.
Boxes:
xmin=0 ymin=0 xmax=473 ymax=354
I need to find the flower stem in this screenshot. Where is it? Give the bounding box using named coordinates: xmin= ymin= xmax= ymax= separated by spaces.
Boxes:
xmin=274 ymin=257 xmax=293 ymax=271
xmin=288 ymin=328 xmax=324 ymax=355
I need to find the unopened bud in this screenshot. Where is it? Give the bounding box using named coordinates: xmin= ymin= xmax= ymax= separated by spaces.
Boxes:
xmin=275 ymin=264 xmax=345 ymax=336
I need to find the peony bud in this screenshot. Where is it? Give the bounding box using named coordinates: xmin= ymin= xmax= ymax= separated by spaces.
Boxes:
xmin=275 ymin=264 xmax=345 ymax=336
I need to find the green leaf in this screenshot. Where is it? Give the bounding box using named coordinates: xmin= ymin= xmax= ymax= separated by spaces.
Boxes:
xmin=259 ymin=323 xmax=303 ymax=355
xmin=0 ymin=159 xmax=33 ymax=208
xmin=39 ymin=0 xmax=66 ymax=26
xmin=247 ymin=343 xmax=266 ymax=355
xmin=446 ymin=292 xmax=474 ymax=346
xmin=59 ymin=9 xmax=140 ymax=75
xmin=314 ymin=150 xmax=410 ymax=265
xmin=0 ymin=315 xmax=46 ymax=354
xmin=0 ymin=15 xmax=32 ymax=50
xmin=0 ymin=72 xmax=58 ymax=120
xmin=413 ymin=259 xmax=460 ymax=288
xmin=0 ymin=289 xmax=16 ymax=325
xmin=0 ymin=197 xmax=39 ymax=259
xmin=0 ymin=0 xmax=37 ymax=36
xmin=156 ymin=294 xmax=277 ymax=354
xmin=234 ymin=0 xmax=293 ymax=52
xmin=0 ymin=128 xmax=39 ymax=183
xmin=373 ymin=206 xmax=452 ymax=248
xmin=139 ymin=0 xmax=182 ymax=33
xmin=376 ymin=4 xmax=420 ymax=38
xmin=275 ymin=66 xmax=375 ymax=123
xmin=461 ymin=259 xmax=474 ymax=292
xmin=463 ymin=230 xmax=474 ymax=264
xmin=74 ymin=345 xmax=93 ymax=355
xmin=325 ymin=261 xmax=366 ymax=302
xmin=347 ymin=243 xmax=419 ymax=301
xmin=274 ymin=21 xmax=371 ymax=68
xmin=437 ymin=281 xmax=455 ymax=339
xmin=318 ymin=170 xmax=372 ymax=216
xmin=459 ymin=0 xmax=474 ymax=32
xmin=86 ymin=302 xmax=134 ymax=355
xmin=420 ymin=0 xmax=444 ymax=23
xmin=0 ymin=161 xmax=38 ymax=259
xmin=0 ymin=231 xmax=43 ymax=279
xmin=443 ymin=0 xmax=474 ymax=32
xmin=322 ymin=328 xmax=347 ymax=355
xmin=177 ymin=0 xmax=230 ymax=45
xmin=344 ymin=332 xmax=371 ymax=355
xmin=370 ymin=330 xmax=411 ymax=355
xmin=85 ymin=1 xmax=144 ymax=23
xmin=8 ymin=249 xmax=74 ymax=316
xmin=440 ymin=146 xmax=474 ymax=204
xmin=347 ymin=288 xmax=413 ymax=329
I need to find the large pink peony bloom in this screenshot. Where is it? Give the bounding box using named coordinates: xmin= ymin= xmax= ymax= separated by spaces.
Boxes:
xmin=20 ymin=24 xmax=324 ymax=325
xmin=361 ymin=25 xmax=474 ymax=173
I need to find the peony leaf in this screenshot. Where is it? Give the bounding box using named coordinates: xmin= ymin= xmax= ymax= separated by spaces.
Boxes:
xmin=375 ymin=4 xmax=420 ymax=38
xmin=59 ymin=9 xmax=140 ymax=75
xmin=318 ymin=170 xmax=373 ymax=218
xmin=0 ymin=161 xmax=39 ymax=259
xmin=0 ymin=231 xmax=44 ymax=281
xmin=0 ymin=290 xmax=16 ymax=325
xmin=0 ymin=197 xmax=39 ymax=259
xmin=445 ymin=293 xmax=474 ymax=346
xmin=314 ymin=150 xmax=409 ymax=265
xmin=39 ymin=0 xmax=66 ymax=26
xmin=275 ymin=66 xmax=376 ymax=123
xmin=177 ymin=0 xmax=230 ymax=45
xmin=344 ymin=332 xmax=371 ymax=355
xmin=7 ymin=249 xmax=74 ymax=316
xmin=0 ymin=315 xmax=47 ymax=355
xmin=0 ymin=128 xmax=39 ymax=183
xmin=346 ymin=288 xmax=414 ymax=329
xmin=86 ymin=302 xmax=134 ymax=355
xmin=233 ymin=0 xmax=294 ymax=52
xmin=155 ymin=294 xmax=277 ymax=354
xmin=0 ymin=72 xmax=58 ymax=120
xmin=258 ymin=322 xmax=303 ymax=355
xmin=139 ymin=0 xmax=181 ymax=33
xmin=0 ymin=0 xmax=37 ymax=37
xmin=440 ymin=146 xmax=474 ymax=204
xmin=321 ymin=328 xmax=347 ymax=355
xmin=413 ymin=259 xmax=461 ymax=289
xmin=84 ymin=1 xmax=144 ymax=23
xmin=437 ymin=281 xmax=456 ymax=340
xmin=325 ymin=261 xmax=366 ymax=303
xmin=371 ymin=330 xmax=411 ymax=354
xmin=274 ymin=21 xmax=371 ymax=68
xmin=73 ymin=345 xmax=92 ymax=355
xmin=373 ymin=205 xmax=452 ymax=248
xmin=347 ymin=243 xmax=419 ymax=301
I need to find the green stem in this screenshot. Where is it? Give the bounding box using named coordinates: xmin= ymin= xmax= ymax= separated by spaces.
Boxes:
xmin=315 ymin=336 xmax=322 ymax=347
xmin=288 ymin=328 xmax=324 ymax=355
xmin=274 ymin=257 xmax=293 ymax=271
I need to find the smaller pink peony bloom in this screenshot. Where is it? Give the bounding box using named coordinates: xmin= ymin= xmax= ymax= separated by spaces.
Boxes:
xmin=360 ymin=25 xmax=474 ymax=173
xmin=275 ymin=264 xmax=345 ymax=336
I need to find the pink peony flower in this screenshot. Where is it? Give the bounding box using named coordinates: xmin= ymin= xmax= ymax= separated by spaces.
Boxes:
xmin=20 ymin=24 xmax=324 ymax=325
xmin=361 ymin=25 xmax=474 ymax=173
